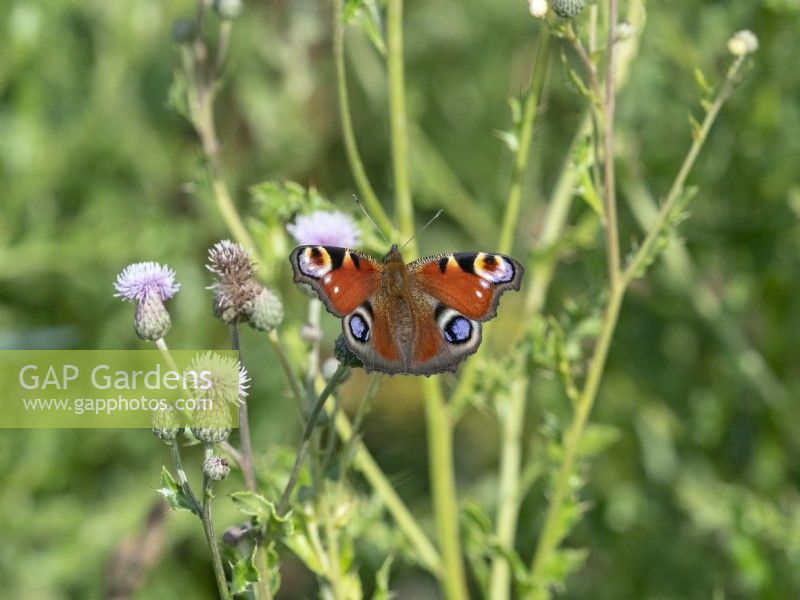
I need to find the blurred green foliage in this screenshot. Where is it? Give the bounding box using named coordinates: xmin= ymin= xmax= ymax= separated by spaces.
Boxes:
xmin=1 ymin=0 xmax=799 ymax=598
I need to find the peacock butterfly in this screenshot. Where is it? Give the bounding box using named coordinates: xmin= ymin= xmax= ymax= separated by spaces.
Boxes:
xmin=289 ymin=244 xmax=523 ymax=376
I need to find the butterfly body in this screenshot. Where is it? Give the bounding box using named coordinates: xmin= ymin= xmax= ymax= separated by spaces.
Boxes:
xmin=290 ymin=244 xmax=523 ymax=376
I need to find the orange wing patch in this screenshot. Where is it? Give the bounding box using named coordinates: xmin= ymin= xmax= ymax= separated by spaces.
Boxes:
xmin=414 ymin=257 xmax=494 ymax=320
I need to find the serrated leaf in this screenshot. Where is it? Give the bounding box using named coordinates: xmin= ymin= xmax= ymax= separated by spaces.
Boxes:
xmin=230 ymin=547 xmax=260 ymax=595
xmin=157 ymin=466 xmax=198 ymax=514
xmin=230 ymin=491 xmax=294 ymax=539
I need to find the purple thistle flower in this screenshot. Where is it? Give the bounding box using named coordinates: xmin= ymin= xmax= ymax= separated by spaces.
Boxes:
xmin=114 ymin=262 xmax=180 ymax=303
xmin=287 ymin=211 xmax=360 ymax=248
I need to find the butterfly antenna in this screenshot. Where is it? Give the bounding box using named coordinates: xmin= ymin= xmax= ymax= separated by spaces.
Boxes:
xmin=353 ymin=195 xmax=390 ymax=245
xmin=402 ymin=209 xmax=443 ymax=249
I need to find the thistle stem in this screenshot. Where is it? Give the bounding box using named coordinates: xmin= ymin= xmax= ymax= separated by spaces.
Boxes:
xmin=277 ymin=364 xmax=349 ymax=515
xmin=202 ymin=445 xmax=232 ymax=600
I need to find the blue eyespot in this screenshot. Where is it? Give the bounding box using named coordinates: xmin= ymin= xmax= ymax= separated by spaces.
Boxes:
xmin=349 ymin=314 xmax=370 ymax=342
xmin=444 ymin=316 xmax=472 ymax=344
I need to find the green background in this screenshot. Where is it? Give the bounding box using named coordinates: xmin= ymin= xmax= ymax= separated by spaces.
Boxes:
xmin=1 ymin=0 xmax=799 ymax=598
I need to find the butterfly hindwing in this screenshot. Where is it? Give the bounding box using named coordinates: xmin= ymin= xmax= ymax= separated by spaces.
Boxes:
xmin=289 ymin=245 xmax=381 ymax=317
xmin=412 ymin=252 xmax=524 ymax=321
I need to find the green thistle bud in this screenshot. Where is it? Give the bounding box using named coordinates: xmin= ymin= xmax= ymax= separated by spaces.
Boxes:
xmin=171 ymin=19 xmax=198 ymax=44
xmin=134 ymin=293 xmax=172 ymax=341
xmin=213 ymin=0 xmax=243 ymax=20
xmin=191 ymin=400 xmax=232 ymax=444
xmin=334 ymin=334 xmax=362 ymax=368
xmin=203 ymin=455 xmax=231 ymax=481
xmin=551 ymin=0 xmax=585 ymax=19
xmin=246 ymin=286 xmax=284 ymax=332
xmin=151 ymin=406 xmax=184 ymax=443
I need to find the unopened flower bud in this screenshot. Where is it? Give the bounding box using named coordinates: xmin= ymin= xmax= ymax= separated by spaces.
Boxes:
xmin=727 ymin=30 xmax=758 ymax=57
xmin=214 ymin=0 xmax=243 ymax=20
xmin=246 ymin=286 xmax=284 ymax=332
xmin=334 ymin=334 xmax=362 ymax=368
xmin=203 ymin=455 xmax=230 ymax=481
xmin=152 ymin=406 xmax=184 ymax=443
xmin=191 ymin=401 xmax=232 ymax=444
xmin=528 ymin=0 xmax=548 ymax=18
xmin=551 ymin=0 xmax=585 ymax=18
xmin=134 ymin=293 xmax=172 ymax=341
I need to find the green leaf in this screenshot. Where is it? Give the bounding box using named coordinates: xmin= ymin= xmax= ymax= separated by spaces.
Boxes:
xmin=230 ymin=491 xmax=293 ymax=539
xmin=230 ymin=547 xmax=261 ymax=595
xmin=494 ymin=129 xmax=519 ymax=153
xmin=157 ymin=466 xmax=197 ymax=514
xmin=508 ymin=96 xmax=522 ymax=127
xmin=577 ymin=168 xmax=604 ymax=217
xmin=372 ymin=555 xmax=394 ymax=600
xmin=693 ymin=66 xmax=713 ymax=98
xmin=688 ymin=112 xmax=703 ymax=143
xmin=577 ymin=423 xmax=621 ymax=458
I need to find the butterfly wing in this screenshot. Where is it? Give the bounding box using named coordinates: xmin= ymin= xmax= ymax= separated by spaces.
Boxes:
xmin=289 ymin=246 xmax=381 ymax=317
xmin=411 ymin=252 xmax=524 ymax=321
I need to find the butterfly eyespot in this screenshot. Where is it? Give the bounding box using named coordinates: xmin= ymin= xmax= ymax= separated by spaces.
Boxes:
xmin=443 ymin=316 xmax=472 ymax=344
xmin=474 ymin=253 xmax=515 ymax=284
xmin=348 ymin=314 xmax=370 ymax=343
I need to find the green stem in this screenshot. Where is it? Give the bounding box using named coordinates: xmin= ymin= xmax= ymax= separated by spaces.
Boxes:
xmin=603 ymin=0 xmax=621 ymax=288
xmin=334 ymin=398 xmax=443 ymax=576
xmin=332 ymin=0 xmax=395 ymax=240
xmin=277 ymin=364 xmax=349 ymax=515
xmin=498 ymin=29 xmax=552 ymax=255
xmin=267 ymin=329 xmax=305 ymax=415
xmin=387 ymin=0 xmax=415 ymax=252
xmin=202 ymin=445 xmax=232 ymax=600
xmin=168 ymin=440 xmax=203 ymax=517
xmin=528 ymin=286 xmax=623 ymax=585
xmin=422 ymin=377 xmax=469 ymax=600
xmin=622 ymin=55 xmax=746 ymax=287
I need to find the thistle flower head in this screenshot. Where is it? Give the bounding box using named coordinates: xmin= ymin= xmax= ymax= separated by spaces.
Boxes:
xmin=203 ymin=455 xmax=231 ymax=480
xmin=186 ymin=352 xmax=250 ymax=405
xmin=728 ymin=30 xmax=759 ymax=57
xmin=114 ymin=262 xmax=180 ymax=303
xmin=207 ymin=240 xmax=261 ymax=324
xmin=207 ymin=240 xmax=257 ymax=280
xmin=287 ymin=211 xmax=360 ymax=248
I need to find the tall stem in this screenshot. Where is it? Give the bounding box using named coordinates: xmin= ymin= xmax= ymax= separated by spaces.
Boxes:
xmin=332 ymin=0 xmax=395 ymax=240
xmin=387 ymin=0 xmax=415 ymax=252
xmin=277 ymin=365 xmax=349 ymax=515
xmin=423 ymin=378 xmax=469 ymax=599
xmin=498 ymin=29 xmax=551 ymax=254
xmin=603 ymin=0 xmax=621 ymax=288
xmin=202 ymin=445 xmax=232 ymax=600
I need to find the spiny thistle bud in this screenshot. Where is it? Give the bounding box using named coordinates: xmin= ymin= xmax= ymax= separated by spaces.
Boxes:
xmin=727 ymin=30 xmax=758 ymax=57
xmin=207 ymin=240 xmax=262 ymax=324
xmin=134 ymin=293 xmax=172 ymax=341
xmin=213 ymin=0 xmax=243 ymax=20
xmin=203 ymin=455 xmax=231 ymax=481
xmin=191 ymin=400 xmax=232 ymax=444
xmin=551 ymin=0 xmax=585 ymax=19
xmin=334 ymin=334 xmax=362 ymax=368
xmin=246 ymin=286 xmax=284 ymax=332
xmin=171 ymin=19 xmax=198 ymax=44
xmin=186 ymin=352 xmax=250 ymax=406
xmin=152 ymin=406 xmax=185 ymax=443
